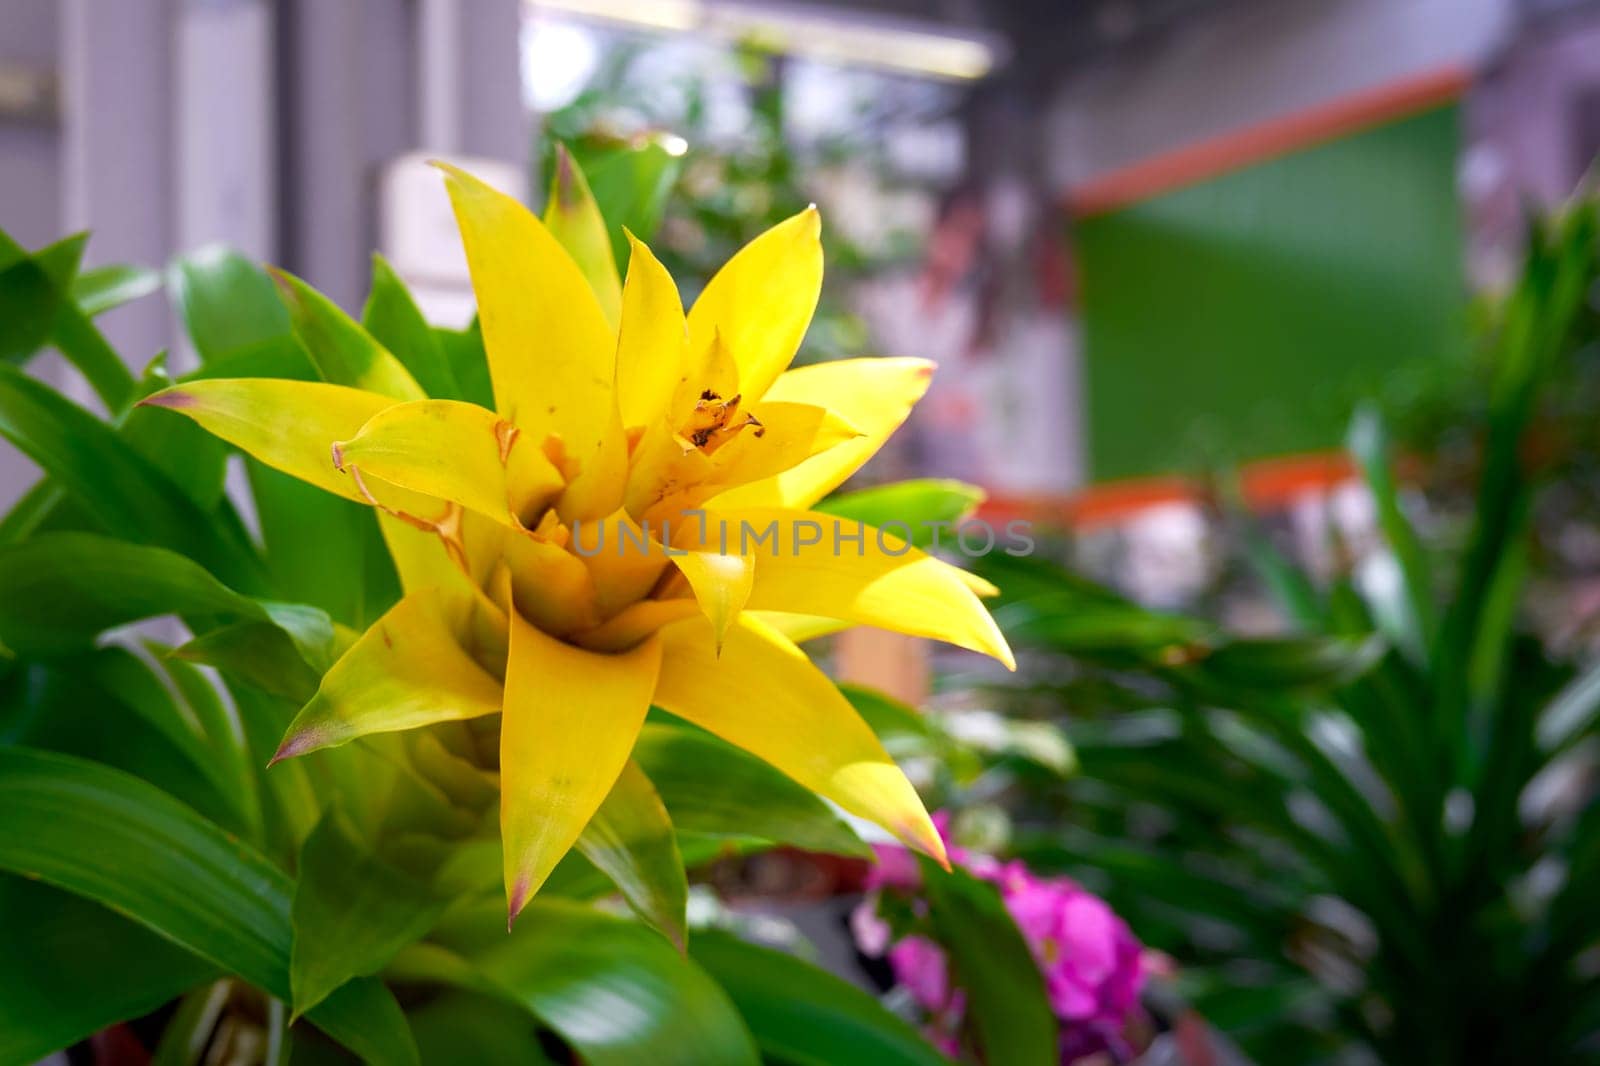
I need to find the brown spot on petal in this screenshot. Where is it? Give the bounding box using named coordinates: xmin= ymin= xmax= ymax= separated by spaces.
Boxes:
xmin=494 ymin=419 xmax=519 ymax=465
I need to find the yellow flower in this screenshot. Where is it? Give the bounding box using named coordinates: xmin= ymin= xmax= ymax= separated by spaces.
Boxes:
xmin=144 ymin=159 xmax=1012 ymax=921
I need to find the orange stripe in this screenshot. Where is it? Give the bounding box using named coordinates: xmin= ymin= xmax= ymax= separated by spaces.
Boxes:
xmin=976 ymin=450 xmax=1364 ymax=532
xmin=1066 ymin=64 xmax=1471 ymax=218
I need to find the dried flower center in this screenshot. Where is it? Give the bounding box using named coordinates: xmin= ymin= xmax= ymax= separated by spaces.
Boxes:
xmin=681 ymin=389 xmax=762 ymax=454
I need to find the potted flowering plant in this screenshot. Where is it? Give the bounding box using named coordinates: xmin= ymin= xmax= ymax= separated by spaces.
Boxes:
xmin=0 ymin=148 xmax=1048 ymax=1064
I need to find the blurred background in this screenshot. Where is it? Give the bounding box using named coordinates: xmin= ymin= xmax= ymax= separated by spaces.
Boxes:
xmin=0 ymin=0 xmax=1597 ymax=538
xmin=3 ymin=0 xmax=1600 ymax=597
xmin=8 ymin=1 xmax=1600 ymax=1061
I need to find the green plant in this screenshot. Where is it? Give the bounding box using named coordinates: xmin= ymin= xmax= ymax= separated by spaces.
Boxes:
xmin=0 ymin=148 xmax=1007 ymax=1064
xmin=979 ymin=201 xmax=1600 ymax=1063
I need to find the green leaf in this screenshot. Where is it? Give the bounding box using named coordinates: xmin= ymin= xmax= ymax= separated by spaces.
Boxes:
xmin=545 ymin=145 xmax=623 ymax=325
xmin=291 ymin=808 xmax=443 ymax=1019
xmin=270 ymin=267 xmax=423 ymax=399
xmin=150 ymin=981 xmax=235 ymax=1066
xmin=0 ymin=365 xmax=261 ymax=587
xmin=0 ymin=874 xmax=216 ymax=1064
xmin=632 ymin=723 xmax=868 ymax=857
xmin=1347 ymin=406 xmax=1434 ymax=662
xmin=0 ymin=229 xmax=68 ymax=361
xmin=362 ymin=254 xmax=462 ymax=400
xmin=461 ymin=899 xmax=760 ymax=1066
xmin=73 ymin=262 xmax=162 ymax=317
xmin=177 ymin=621 xmax=326 ymax=703
xmin=818 ymin=479 xmax=985 ymax=549
xmin=169 ymin=244 xmax=295 ymax=361
xmin=409 ymin=992 xmax=558 ymax=1066
xmin=576 ymin=759 xmax=688 ymax=950
xmin=576 ymin=137 xmax=685 ymax=274
xmin=436 ymin=319 xmax=495 ymax=410
xmin=1191 ymin=634 xmax=1386 ymax=693
xmin=690 ymin=930 xmax=947 ymax=1066
xmin=0 ymin=747 xmax=417 ymax=1064
xmin=0 ymin=532 xmax=331 ymax=663
xmin=919 ymin=858 xmax=1057 ymax=1066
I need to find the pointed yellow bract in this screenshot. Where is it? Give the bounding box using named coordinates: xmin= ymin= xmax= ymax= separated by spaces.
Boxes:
xmin=653 ymin=614 xmax=946 ymax=866
xmin=686 ymin=206 xmax=822 ymax=402
xmin=615 ymin=233 xmax=688 ymax=430
xmin=501 ymin=611 xmax=661 ymax=921
xmin=145 ymin=159 xmax=1008 ymax=924
xmin=334 ymin=399 xmax=565 ymax=526
xmin=436 ymin=162 xmax=627 ymax=521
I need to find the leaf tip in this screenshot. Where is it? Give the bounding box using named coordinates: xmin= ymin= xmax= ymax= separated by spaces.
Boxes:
xmin=138 ymin=388 xmax=194 ymax=410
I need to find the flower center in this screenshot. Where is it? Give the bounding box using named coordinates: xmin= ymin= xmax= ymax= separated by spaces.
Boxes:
xmin=681 ymin=389 xmax=762 ymax=454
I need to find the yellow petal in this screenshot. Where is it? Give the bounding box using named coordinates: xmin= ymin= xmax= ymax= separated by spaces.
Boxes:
xmin=747 ymin=611 xmax=849 ymax=643
xmin=435 ymin=162 xmax=626 ymax=520
xmin=570 ymin=597 xmax=701 ymax=653
xmin=544 ymin=146 xmax=623 ymax=327
xmin=272 ymin=587 xmax=505 ymax=761
xmin=670 ymin=549 xmax=753 ymax=653
xmin=616 ymin=232 xmax=689 ymax=430
xmin=333 ymin=399 xmax=564 ymax=527
xmin=717 ymin=507 xmax=1015 ymax=668
xmin=712 ymin=357 xmax=934 ymax=511
xmin=652 ymin=613 xmax=944 ymax=864
xmin=627 ymin=402 xmax=857 ymax=522
xmin=686 ymin=207 xmax=821 ymax=402
xmin=501 ymin=611 xmax=662 ymax=921
xmin=501 ymin=525 xmax=600 ymax=637
xmin=141 ymin=379 xmax=394 ymax=503
xmin=571 ymin=509 xmax=672 ymax=619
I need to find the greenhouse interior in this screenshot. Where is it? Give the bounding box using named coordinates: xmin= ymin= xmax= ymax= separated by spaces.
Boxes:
xmin=4 ymin=0 xmax=1600 ymax=1063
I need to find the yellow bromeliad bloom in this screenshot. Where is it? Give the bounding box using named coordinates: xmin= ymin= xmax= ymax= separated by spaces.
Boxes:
xmin=145 ymin=160 xmax=1013 ymax=921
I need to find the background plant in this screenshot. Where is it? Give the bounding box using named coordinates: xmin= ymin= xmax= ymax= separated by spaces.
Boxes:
xmin=972 ymin=200 xmax=1600 ymax=1064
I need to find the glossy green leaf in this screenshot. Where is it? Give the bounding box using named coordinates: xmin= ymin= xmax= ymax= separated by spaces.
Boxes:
xmin=1347 ymin=406 xmax=1434 ymax=663
xmin=575 ymin=760 xmax=688 ymax=950
xmin=0 ymin=229 xmax=67 ymax=361
xmin=362 ymin=254 xmax=462 ymax=400
xmin=577 ymin=138 xmax=685 ymax=274
xmin=290 ymin=808 xmax=443 ymax=1019
xmin=818 ymin=479 xmax=985 ymax=549
xmin=461 ymin=899 xmax=759 ymax=1066
xmin=271 ymin=267 xmax=423 ymax=399
xmin=0 ymin=747 xmax=416 ymax=1064
xmin=177 ymin=621 xmax=326 ymax=703
xmin=73 ymin=262 xmax=162 ymax=317
xmin=632 ymin=722 xmax=868 ymax=857
xmin=0 ymin=366 xmax=261 ymax=586
xmin=690 ymin=930 xmax=946 ymax=1066
xmin=919 ymin=858 xmax=1057 ymax=1066
xmin=0 ymin=875 xmax=216 ymax=1064
xmin=169 ymin=244 xmax=295 ymax=362
xmin=0 ymin=532 xmax=330 ymax=662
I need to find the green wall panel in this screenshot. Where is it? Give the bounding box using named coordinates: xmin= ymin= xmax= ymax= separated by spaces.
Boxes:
xmin=1076 ymin=105 xmax=1467 ymax=481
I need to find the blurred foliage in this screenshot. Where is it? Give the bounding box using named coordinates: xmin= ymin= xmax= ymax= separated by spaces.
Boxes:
xmin=536 ymin=37 xmax=933 ymax=363
xmin=974 ymin=200 xmax=1600 ymax=1064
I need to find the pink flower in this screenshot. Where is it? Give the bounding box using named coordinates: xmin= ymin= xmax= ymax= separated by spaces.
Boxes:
xmin=853 ymin=813 xmax=1146 ymax=1064
xmin=888 ymin=935 xmax=955 ymax=1012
